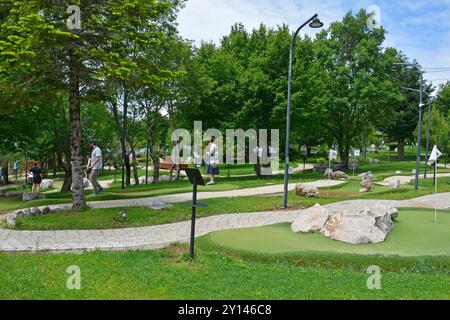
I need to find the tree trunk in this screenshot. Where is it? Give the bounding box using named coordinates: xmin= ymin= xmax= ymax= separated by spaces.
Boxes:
xmin=147 ymin=125 xmax=160 ymax=184
xmin=4 ymin=160 xmax=9 ymax=184
xmin=69 ymin=52 xmax=86 ymax=210
xmin=129 ymin=142 xmax=139 ymax=185
xmin=338 ymin=143 xmax=350 ymax=169
xmin=110 ymin=99 xmax=131 ymax=187
xmin=397 ymin=139 xmax=405 ymax=160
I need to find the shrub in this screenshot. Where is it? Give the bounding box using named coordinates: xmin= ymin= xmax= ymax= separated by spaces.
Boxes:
xmin=316 ymin=157 xmax=327 ymax=165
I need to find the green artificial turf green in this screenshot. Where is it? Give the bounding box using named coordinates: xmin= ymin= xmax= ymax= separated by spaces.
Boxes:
xmin=200 ymin=208 xmax=450 ymax=257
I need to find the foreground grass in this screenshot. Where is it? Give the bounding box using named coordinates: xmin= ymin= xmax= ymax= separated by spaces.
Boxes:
xmin=0 ymin=245 xmax=448 ymax=300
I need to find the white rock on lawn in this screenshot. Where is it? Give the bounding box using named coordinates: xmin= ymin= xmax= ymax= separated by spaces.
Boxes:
xmin=291 ymin=204 xmax=333 ymax=233
xmin=320 ymin=205 xmax=398 ymax=244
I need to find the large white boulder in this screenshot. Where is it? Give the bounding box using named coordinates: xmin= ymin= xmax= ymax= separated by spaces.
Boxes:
xmin=320 ymin=206 xmax=398 ymax=244
xmin=291 ymin=204 xmax=333 ymax=233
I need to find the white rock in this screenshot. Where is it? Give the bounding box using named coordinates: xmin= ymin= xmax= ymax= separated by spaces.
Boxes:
xmin=295 ymin=184 xmax=320 ymax=197
xmin=22 ymin=193 xmax=44 ymax=201
xmin=291 ymin=204 xmax=332 ymax=233
xmin=321 ymin=213 xmax=386 ymax=244
xmin=333 ymin=171 xmax=348 ymax=180
xmin=360 ymin=171 xmax=374 ymax=181
xmin=395 ymin=171 xmax=402 ymax=175
xmin=324 ymin=168 xmax=334 ymax=177
xmin=320 ymin=206 xmax=398 ymax=244
xmin=389 ymin=179 xmax=401 ymax=190
xmin=40 ymin=179 xmax=54 ymax=189
xmin=148 ymin=199 xmax=172 ymax=210
xmin=6 ymin=215 xmax=16 ymax=227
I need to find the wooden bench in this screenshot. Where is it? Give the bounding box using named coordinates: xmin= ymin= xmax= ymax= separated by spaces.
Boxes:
xmin=159 ymin=156 xmax=189 ymax=171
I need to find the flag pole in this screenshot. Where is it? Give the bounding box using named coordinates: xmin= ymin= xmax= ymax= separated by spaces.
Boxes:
xmin=328 ymin=155 xmax=332 ymax=196
xmin=434 ymin=162 xmax=438 ymax=224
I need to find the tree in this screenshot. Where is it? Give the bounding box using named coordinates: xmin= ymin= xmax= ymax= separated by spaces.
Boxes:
xmin=0 ymin=0 xmax=184 ymax=209
xmin=383 ymin=52 xmax=433 ymax=159
xmin=434 ymin=82 xmax=450 ymax=116
xmin=307 ymin=10 xmax=403 ymax=167
xmin=416 ymin=108 xmax=449 ymax=165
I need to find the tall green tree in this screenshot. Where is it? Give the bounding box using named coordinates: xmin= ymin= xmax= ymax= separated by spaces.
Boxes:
xmin=308 ymin=10 xmax=403 ymax=167
xmin=0 ymin=0 xmax=184 ymax=209
xmin=383 ymin=53 xmax=433 ymax=159
xmin=434 ymin=82 xmax=450 ymax=115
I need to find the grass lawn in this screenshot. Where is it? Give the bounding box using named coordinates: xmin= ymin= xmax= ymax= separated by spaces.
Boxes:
xmin=0 ymin=244 xmax=449 ymax=300
xmin=199 ymin=208 xmax=450 ymax=257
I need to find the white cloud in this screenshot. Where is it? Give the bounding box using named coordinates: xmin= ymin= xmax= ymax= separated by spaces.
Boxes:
xmin=177 ymin=0 xmax=346 ymax=44
xmin=177 ymin=0 xmax=450 ymax=88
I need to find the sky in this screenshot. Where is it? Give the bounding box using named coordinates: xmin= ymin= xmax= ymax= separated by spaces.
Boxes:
xmin=177 ymin=0 xmax=450 ymax=90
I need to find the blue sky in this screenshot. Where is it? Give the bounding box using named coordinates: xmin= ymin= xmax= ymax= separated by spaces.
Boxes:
xmin=177 ymin=0 xmax=450 ymax=89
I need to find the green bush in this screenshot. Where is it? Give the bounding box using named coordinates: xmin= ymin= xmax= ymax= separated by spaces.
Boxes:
xmin=316 ymin=157 xmax=327 ymax=165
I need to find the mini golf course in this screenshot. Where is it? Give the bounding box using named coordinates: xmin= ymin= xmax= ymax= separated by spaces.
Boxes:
xmin=200 ymin=208 xmax=450 ymax=257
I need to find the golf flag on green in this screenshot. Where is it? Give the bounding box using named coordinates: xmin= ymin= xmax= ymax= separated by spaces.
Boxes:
xmin=429 ymin=145 xmax=443 ymax=163
xmin=329 ymin=149 xmax=338 ymax=161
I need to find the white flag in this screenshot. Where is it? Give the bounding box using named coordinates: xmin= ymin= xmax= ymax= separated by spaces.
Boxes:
xmin=329 ymin=149 xmax=338 ymax=161
xmin=429 ymin=145 xmax=443 ymax=163
xmin=354 ymin=149 xmax=360 ymax=157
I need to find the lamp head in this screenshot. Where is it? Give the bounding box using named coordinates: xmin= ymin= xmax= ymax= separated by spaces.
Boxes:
xmin=309 ymin=18 xmax=324 ymax=28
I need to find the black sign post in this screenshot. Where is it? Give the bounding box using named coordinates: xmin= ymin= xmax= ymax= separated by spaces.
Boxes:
xmin=184 ymin=168 xmax=208 ymax=260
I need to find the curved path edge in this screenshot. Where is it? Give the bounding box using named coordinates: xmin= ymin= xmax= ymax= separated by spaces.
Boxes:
xmin=0 ymin=192 xmax=448 ymax=253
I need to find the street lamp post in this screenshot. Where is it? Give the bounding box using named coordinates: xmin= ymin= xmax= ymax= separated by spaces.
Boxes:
xmin=424 ymin=97 xmax=433 ymax=179
xmin=394 ymin=63 xmax=424 ymax=191
xmin=283 ymin=14 xmax=323 ymax=209
xmin=416 ymin=74 xmax=424 ymax=191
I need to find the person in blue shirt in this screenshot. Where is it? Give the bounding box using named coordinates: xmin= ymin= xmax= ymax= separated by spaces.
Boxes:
xmin=13 ymin=160 xmax=19 ymax=180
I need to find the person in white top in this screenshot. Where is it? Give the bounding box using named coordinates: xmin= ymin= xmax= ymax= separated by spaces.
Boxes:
xmin=205 ymin=136 xmax=219 ymax=185
xmin=87 ymin=140 xmax=104 ymax=194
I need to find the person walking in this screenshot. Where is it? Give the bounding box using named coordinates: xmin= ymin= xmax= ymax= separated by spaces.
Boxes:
xmin=0 ymin=165 xmax=3 ymax=183
xmin=205 ymin=137 xmax=219 ymax=185
xmin=29 ymin=161 xmax=42 ymax=194
xmin=13 ymin=160 xmax=19 ymax=180
xmin=87 ymin=140 xmax=104 ymax=195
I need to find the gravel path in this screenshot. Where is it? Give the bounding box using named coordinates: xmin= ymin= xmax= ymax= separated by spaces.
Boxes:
xmin=377 ymin=173 xmax=450 ymax=186
xmin=0 ymin=191 xmax=448 ymax=253
xmin=4 ymin=180 xmax=345 ymax=214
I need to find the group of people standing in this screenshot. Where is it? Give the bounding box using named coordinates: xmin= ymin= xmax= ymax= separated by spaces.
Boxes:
xmin=3 ymin=137 xmax=218 ymax=193
xmin=0 ymin=160 xmax=21 ymax=183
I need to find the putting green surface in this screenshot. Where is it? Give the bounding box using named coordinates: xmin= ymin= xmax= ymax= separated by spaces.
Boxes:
xmin=200 ymin=208 xmax=450 ymax=257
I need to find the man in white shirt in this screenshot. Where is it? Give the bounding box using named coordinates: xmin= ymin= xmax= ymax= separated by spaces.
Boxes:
xmin=88 ymin=140 xmax=104 ymax=194
xmin=205 ymin=137 xmax=219 ymax=185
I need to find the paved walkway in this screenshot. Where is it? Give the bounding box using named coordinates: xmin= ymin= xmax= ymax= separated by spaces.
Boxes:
xmin=0 ymin=192 xmax=448 ymax=253
xmin=377 ymin=173 xmax=450 ymax=186
xmin=4 ymin=180 xmax=346 ymax=215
